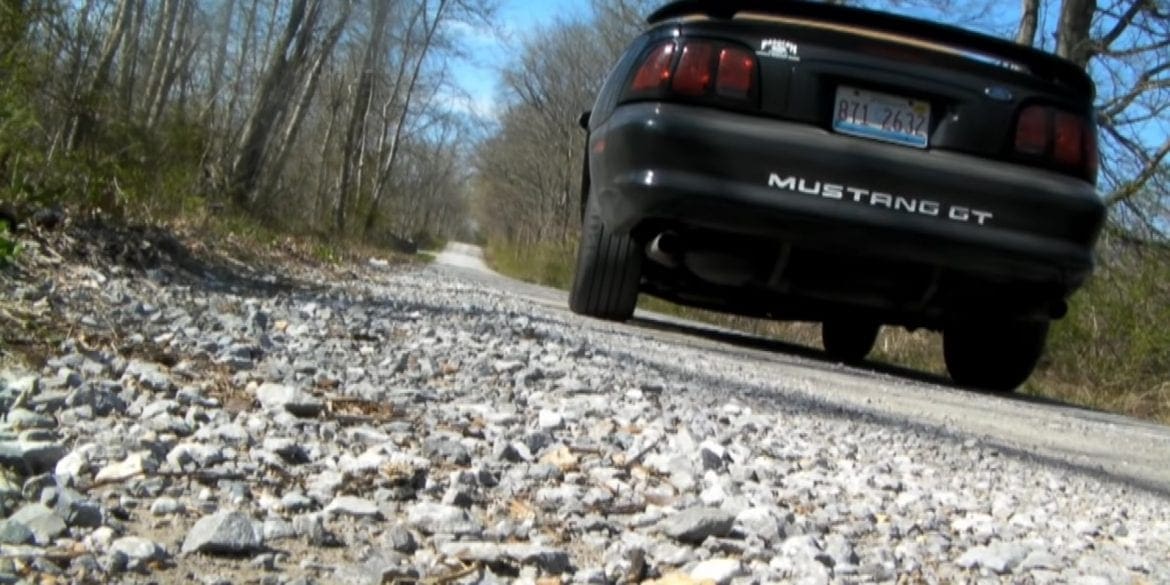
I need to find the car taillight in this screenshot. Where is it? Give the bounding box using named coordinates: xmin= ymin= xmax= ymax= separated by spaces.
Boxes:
xmin=628 ymin=39 xmax=758 ymax=105
xmin=1013 ymin=105 xmax=1097 ymax=182
xmin=1014 ymin=106 xmax=1049 ymax=155
xmin=631 ymin=42 xmax=676 ymax=92
xmin=717 ymin=47 xmax=756 ymax=98
xmin=673 ymin=43 xmax=715 ymax=95
xmin=1053 ymin=112 xmax=1083 ymax=167
xmin=1083 ymin=124 xmax=1099 ymax=183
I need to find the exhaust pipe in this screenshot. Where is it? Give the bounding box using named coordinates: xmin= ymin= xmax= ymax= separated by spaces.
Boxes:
xmin=646 ymin=232 xmax=681 ymax=268
xmin=1049 ymin=299 xmax=1069 ymax=320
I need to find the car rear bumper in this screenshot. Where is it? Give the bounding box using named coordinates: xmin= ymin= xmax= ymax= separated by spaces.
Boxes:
xmin=590 ymin=102 xmax=1106 ymax=290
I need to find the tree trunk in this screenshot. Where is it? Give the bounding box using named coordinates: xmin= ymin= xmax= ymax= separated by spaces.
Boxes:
xmin=262 ymin=1 xmax=352 ymax=208
xmin=336 ymin=0 xmax=393 ymax=234
xmin=147 ymin=0 xmax=195 ymax=129
xmin=57 ymin=0 xmax=96 ymax=151
xmin=203 ymin=0 xmax=236 ymax=123
xmin=1015 ymin=0 xmax=1040 ymax=46
xmin=143 ymin=0 xmax=179 ymax=120
xmin=359 ymin=6 xmax=422 ymax=229
xmin=65 ymin=0 xmax=134 ymax=150
xmin=118 ymin=0 xmax=146 ymax=112
xmin=228 ymin=0 xmax=311 ymax=207
xmin=225 ymin=0 xmax=259 ymax=129
xmin=363 ymin=0 xmax=449 ymax=236
xmin=316 ymin=94 xmax=342 ymax=221
xmin=1057 ymin=0 xmax=1096 ymax=68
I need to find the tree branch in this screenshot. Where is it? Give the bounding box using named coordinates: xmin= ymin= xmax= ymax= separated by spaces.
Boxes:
xmin=1105 ymin=138 xmax=1170 ymax=207
xmin=1099 ymin=0 xmax=1148 ymax=51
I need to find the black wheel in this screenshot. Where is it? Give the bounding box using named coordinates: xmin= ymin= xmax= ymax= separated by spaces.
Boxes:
xmin=569 ymin=197 xmax=642 ymax=321
xmin=944 ymin=320 xmax=1049 ymax=392
xmin=822 ymin=320 xmax=880 ymax=363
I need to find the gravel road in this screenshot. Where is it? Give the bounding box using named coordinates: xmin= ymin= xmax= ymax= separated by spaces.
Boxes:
xmin=1 ymin=234 xmax=1168 ymax=585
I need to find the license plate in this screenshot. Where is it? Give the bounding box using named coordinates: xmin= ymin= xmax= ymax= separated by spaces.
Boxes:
xmin=833 ymin=86 xmax=931 ymax=149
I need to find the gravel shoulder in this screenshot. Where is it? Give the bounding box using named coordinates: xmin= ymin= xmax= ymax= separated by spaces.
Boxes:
xmin=443 ymin=244 xmax=1170 ymax=493
xmin=1 ymin=230 xmax=1168 ymax=585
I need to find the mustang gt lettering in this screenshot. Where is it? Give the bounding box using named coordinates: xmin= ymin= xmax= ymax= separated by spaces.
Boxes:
xmin=767 ymin=173 xmax=995 ymax=226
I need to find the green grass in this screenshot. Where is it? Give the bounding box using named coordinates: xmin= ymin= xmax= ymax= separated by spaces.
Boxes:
xmin=1040 ymin=251 xmax=1170 ymax=421
xmin=485 ymin=239 xmax=578 ymax=290
xmin=485 ymin=237 xmax=1170 ymax=424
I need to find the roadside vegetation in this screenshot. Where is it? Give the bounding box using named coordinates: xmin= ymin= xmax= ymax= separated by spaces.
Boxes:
xmin=475 ymin=0 xmax=1170 ymax=423
xmin=0 ymin=219 xmax=15 ymax=266
xmin=0 ymin=0 xmax=485 ymax=261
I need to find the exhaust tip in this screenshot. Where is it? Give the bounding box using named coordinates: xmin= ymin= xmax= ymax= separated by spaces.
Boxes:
xmin=646 ymin=232 xmax=681 ymax=267
xmin=1049 ymin=300 xmax=1069 ymax=320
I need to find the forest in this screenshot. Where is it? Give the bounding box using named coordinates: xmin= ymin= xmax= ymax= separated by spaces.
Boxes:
xmin=0 ymin=0 xmax=488 ymax=247
xmin=0 ymin=0 xmax=1167 ymax=419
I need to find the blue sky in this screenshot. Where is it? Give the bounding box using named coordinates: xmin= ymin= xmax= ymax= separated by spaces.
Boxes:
xmin=446 ymin=0 xmax=588 ymax=121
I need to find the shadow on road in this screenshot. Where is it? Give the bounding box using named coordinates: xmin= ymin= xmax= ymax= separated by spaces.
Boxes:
xmin=630 ymin=313 xmax=1111 ymax=414
xmin=432 ymin=243 xmax=1170 ymax=495
xmin=624 ymin=314 xmax=1170 ymax=498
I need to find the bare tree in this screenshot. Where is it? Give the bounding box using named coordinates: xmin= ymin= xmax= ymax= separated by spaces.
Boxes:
xmin=475 ymin=16 xmax=622 ymax=246
xmin=0 ymin=0 xmax=492 ymax=246
xmin=361 ymin=0 xmax=453 ymax=236
xmin=63 ymin=0 xmax=133 ymax=150
xmin=1016 ymin=0 xmax=1040 ymax=46
xmin=1063 ymin=0 xmax=1169 ymax=233
xmin=229 ymin=0 xmax=352 ymax=210
xmin=335 ymin=0 xmax=395 ymax=234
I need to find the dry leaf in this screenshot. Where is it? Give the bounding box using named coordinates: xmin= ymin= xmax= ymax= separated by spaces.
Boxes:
xmin=380 ymin=462 xmax=415 ymax=483
xmin=539 ymin=446 xmax=579 ymax=471
xmin=327 ymin=397 xmax=395 ymax=422
xmin=508 ymin=498 xmax=536 ymax=521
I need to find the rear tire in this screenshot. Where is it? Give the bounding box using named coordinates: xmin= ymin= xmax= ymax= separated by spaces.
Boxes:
xmin=569 ymin=197 xmax=642 ymax=321
xmin=822 ymin=320 xmax=881 ymax=363
xmin=944 ymin=319 xmax=1049 ymax=392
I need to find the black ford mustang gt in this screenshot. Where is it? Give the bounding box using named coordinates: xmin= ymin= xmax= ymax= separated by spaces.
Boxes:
xmin=569 ymin=0 xmax=1105 ymax=391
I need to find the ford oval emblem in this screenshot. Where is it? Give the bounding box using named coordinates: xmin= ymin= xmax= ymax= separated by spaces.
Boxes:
xmin=985 ymin=86 xmax=1014 ymax=102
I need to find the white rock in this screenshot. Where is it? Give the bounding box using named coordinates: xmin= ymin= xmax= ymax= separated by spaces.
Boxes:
xmin=699 ymin=483 xmax=727 ymax=506
xmin=492 ymin=360 xmax=524 ymax=374
xmin=111 ymin=536 xmax=167 ymax=563
xmin=54 ymin=448 xmax=92 ymax=481
xmin=956 ymin=542 xmax=1030 ymax=574
xmin=181 ymin=511 xmax=263 ymax=555
xmin=407 ymin=503 xmax=483 ymax=536
xmin=150 ymin=497 xmax=183 ymax=516
xmin=691 ymin=558 xmax=743 ymax=584
xmin=85 ymin=526 xmax=117 ymax=553
xmin=166 ymin=443 xmax=224 ymax=468
xmin=537 ymin=410 xmax=564 ymax=430
xmin=735 ymin=507 xmax=782 ymax=543
xmin=324 ymin=496 xmax=381 ymax=519
xmin=255 ymin=383 xmax=322 ymax=417
xmin=94 ymin=452 xmax=152 ymax=483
